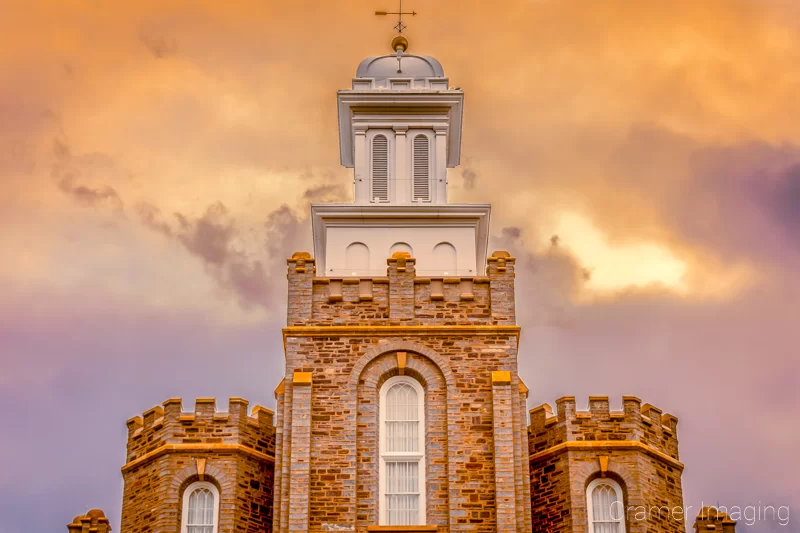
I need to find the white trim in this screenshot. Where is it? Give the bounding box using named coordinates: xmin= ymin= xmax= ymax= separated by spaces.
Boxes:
xmin=181 ymin=481 xmax=220 ymax=533
xmin=586 ymin=478 xmax=626 ymax=533
xmin=337 ymin=91 xmax=464 ymax=169
xmin=379 ymin=376 xmax=426 ymax=526
xmin=309 ymin=203 xmax=491 ymax=276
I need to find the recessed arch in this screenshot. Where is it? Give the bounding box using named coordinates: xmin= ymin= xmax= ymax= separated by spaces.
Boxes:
xmin=432 ymin=242 xmax=457 ymax=274
xmin=346 ymin=242 xmax=370 ymax=274
xmin=390 ymin=242 xmax=413 ymax=257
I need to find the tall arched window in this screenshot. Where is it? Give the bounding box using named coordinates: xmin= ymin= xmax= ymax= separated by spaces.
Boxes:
xmin=379 ymin=376 xmax=425 ymax=526
xmin=587 ymin=478 xmax=626 ymax=533
xmin=412 ymin=134 xmax=430 ymax=202
xmin=181 ymin=481 xmax=219 ymax=533
xmin=371 ymin=134 xmax=389 ymax=202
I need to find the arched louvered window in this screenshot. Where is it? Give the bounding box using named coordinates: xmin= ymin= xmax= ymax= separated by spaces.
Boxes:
xmin=181 ymin=481 xmax=219 ymax=533
xmin=412 ymin=134 xmax=430 ymax=202
xmin=379 ymin=376 xmax=426 ymax=526
xmin=371 ymin=134 xmax=389 ymax=202
xmin=587 ymin=478 xmax=626 ymax=533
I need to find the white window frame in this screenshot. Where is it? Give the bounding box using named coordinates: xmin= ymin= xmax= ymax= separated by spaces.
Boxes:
xmin=409 ymin=131 xmax=434 ymax=203
xmin=379 ymin=375 xmax=426 ymax=525
xmin=368 ymin=129 xmax=394 ymax=203
xmin=181 ymin=481 xmax=220 ymax=533
xmin=586 ymin=478 xmax=626 ymax=533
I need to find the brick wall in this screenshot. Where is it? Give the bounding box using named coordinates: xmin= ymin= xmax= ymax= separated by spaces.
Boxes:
xmin=528 ymin=396 xmax=685 ymax=533
xmin=120 ymin=398 xmax=276 ymax=533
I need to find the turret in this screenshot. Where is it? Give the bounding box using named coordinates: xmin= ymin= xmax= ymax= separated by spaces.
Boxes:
xmin=121 ymin=398 xmax=276 ymax=533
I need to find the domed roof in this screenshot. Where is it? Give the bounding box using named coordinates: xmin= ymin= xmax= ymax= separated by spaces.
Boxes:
xmin=355 ymin=54 xmax=445 ymax=81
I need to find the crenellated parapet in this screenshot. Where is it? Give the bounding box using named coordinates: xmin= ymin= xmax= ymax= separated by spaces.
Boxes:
xmin=694 ymin=507 xmax=738 ymax=533
xmin=125 ymin=397 xmax=275 ymax=464
xmin=285 ymin=250 xmax=516 ymax=326
xmin=67 ymin=509 xmax=111 ymax=533
xmin=528 ymin=396 xmax=685 ymax=533
xmin=528 ymin=395 xmax=680 ymax=461
xmin=121 ymin=397 xmax=276 ymax=533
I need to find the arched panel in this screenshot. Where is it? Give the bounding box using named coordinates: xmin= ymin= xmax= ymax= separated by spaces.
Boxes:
xmin=346 ymin=242 xmax=370 ymax=274
xmin=390 ymin=242 xmax=413 ymax=257
xmin=432 ymin=242 xmax=457 ymax=274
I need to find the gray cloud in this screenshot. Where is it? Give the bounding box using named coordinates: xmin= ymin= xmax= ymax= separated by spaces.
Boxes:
xmin=57 ymin=174 xmax=124 ymax=212
xmin=135 ymin=199 xmax=313 ymax=311
xmin=138 ymin=27 xmax=177 ymax=59
xmin=462 ymin=168 xmax=477 ymax=190
xmin=303 ymin=183 xmax=348 ymax=203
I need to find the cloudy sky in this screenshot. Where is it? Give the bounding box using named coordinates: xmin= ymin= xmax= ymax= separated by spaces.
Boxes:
xmin=1 ymin=0 xmax=798 ymax=531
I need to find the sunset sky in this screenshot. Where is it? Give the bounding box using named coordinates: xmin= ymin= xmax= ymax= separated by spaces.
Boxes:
xmin=1 ymin=1 xmax=799 ymax=531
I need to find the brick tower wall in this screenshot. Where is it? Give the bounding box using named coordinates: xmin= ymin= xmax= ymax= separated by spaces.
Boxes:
xmin=121 ymin=398 xmax=276 ymax=533
xmin=274 ymin=251 xmax=530 ymax=533
xmin=528 ymin=396 xmax=685 ymax=533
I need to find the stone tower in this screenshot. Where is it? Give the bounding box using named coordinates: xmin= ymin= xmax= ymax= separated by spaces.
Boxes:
xmin=272 ymin=38 xmax=531 ymax=533
xmin=120 ymin=398 xmax=276 ymax=533
xmin=528 ymin=397 xmax=686 ymax=533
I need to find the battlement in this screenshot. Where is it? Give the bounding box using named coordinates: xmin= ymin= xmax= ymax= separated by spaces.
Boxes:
xmin=286 ymin=250 xmax=516 ymax=326
xmin=125 ymin=397 xmax=275 ymax=464
xmin=528 ymin=395 xmax=680 ymax=460
xmin=68 ymin=509 xmax=111 ymax=533
xmin=694 ymin=507 xmax=737 ymax=533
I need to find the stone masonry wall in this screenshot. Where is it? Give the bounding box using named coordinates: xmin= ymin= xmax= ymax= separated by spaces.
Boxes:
xmin=528 ymin=396 xmax=684 ymax=533
xmin=121 ymin=398 xmax=276 ymax=533
xmin=274 ymin=250 xmax=529 ymax=533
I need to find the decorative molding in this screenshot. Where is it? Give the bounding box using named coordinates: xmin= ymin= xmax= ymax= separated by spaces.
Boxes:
xmin=195 ymin=457 xmax=206 ymax=481
xmin=491 ymin=370 xmax=512 ymax=385
xmin=529 ymin=441 xmax=684 ymax=471
xmin=121 ymin=443 xmax=275 ymax=473
xmin=274 ymin=378 xmax=286 ymax=399
xmin=284 ymin=325 xmax=520 ymax=343
xmin=397 ymin=351 xmax=407 ymax=375
xmin=599 ymin=455 xmax=609 ymax=477
xmin=293 ymin=371 xmax=313 ymax=385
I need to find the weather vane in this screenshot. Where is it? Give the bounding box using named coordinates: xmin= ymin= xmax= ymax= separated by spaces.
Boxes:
xmin=375 ymin=0 xmax=417 ymax=34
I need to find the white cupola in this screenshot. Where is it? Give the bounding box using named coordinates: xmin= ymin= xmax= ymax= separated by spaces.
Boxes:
xmin=312 ymin=37 xmax=490 ymax=277
xmin=337 ymin=36 xmax=464 ymax=205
